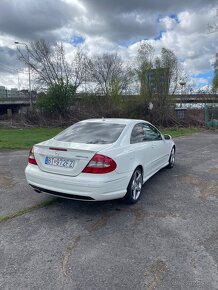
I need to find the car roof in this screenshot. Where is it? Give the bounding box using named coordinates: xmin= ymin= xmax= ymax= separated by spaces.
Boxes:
xmin=80 ymin=118 xmax=149 ymax=125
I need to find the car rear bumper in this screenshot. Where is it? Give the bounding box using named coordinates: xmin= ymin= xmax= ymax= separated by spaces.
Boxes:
xmin=25 ymin=164 xmax=131 ymax=201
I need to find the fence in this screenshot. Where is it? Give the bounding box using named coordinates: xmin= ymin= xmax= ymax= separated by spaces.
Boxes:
xmin=205 ymin=105 xmax=218 ymax=127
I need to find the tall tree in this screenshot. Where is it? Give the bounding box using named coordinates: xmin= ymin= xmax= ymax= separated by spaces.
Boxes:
xmin=160 ymin=47 xmax=179 ymax=94
xmin=212 ymin=53 xmax=218 ymax=93
xmin=87 ymin=52 xmax=133 ymax=97
xmin=17 ymin=39 xmax=87 ymax=90
xmin=136 ymin=42 xmax=180 ymax=125
xmin=136 ymin=43 xmax=154 ymax=99
xmin=17 ymin=39 xmax=88 ymax=113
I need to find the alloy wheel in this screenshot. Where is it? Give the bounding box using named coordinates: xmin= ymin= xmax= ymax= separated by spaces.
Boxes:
xmin=131 ymin=169 xmax=143 ymax=200
xmin=170 ymin=148 xmax=175 ymax=166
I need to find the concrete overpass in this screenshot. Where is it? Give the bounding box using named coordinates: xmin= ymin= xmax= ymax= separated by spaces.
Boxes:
xmin=0 ymin=93 xmax=218 ymax=115
xmin=0 ymin=96 xmax=32 ymax=105
xmin=0 ymin=96 xmax=34 ymax=115
xmin=170 ymin=94 xmax=218 ymax=104
xmin=1 ymin=94 xmax=217 ymax=106
xmin=122 ymin=94 xmax=218 ymax=103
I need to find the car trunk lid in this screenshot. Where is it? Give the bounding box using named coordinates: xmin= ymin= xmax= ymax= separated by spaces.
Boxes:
xmin=34 ymin=139 xmax=113 ymax=177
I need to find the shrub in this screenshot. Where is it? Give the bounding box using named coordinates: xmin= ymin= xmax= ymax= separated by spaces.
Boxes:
xmin=36 ymin=83 xmax=76 ymax=114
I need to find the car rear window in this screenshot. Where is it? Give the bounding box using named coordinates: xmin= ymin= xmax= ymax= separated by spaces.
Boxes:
xmin=54 ymin=122 xmax=126 ymax=144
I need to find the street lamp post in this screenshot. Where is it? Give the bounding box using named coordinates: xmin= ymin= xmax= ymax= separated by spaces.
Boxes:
xmin=179 ymin=80 xmax=186 ymax=108
xmin=14 ymin=41 xmax=32 ymax=108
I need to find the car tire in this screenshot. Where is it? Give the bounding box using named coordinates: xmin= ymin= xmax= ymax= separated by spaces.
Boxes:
xmin=124 ymin=167 xmax=143 ymax=204
xmin=167 ymin=147 xmax=175 ymax=168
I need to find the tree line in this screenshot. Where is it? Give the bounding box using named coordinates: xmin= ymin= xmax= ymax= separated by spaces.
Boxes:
xmin=17 ymin=39 xmax=182 ymax=125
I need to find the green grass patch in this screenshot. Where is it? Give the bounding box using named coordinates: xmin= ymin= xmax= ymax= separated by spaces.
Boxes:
xmin=0 ymin=128 xmax=62 ymax=150
xmin=0 ymin=198 xmax=58 ymax=224
xmin=161 ymin=127 xmax=202 ymax=138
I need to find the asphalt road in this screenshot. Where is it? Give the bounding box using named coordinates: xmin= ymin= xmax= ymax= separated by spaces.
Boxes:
xmin=0 ymin=132 xmax=218 ymax=290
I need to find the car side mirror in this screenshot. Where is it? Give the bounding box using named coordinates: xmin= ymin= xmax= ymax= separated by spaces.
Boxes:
xmin=164 ymin=134 xmax=172 ymax=140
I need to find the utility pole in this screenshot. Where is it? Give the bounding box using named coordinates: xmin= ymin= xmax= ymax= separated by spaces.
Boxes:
xmin=14 ymin=41 xmax=32 ymax=108
xmin=17 ymin=72 xmax=20 ymax=91
xmin=179 ymin=80 xmax=186 ymax=107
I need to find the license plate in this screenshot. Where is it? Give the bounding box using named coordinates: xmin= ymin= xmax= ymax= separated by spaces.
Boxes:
xmin=45 ymin=157 xmax=75 ymax=168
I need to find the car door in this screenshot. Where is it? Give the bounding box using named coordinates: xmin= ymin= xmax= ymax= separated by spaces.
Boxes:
xmin=130 ymin=123 xmax=155 ymax=179
xmin=142 ymin=124 xmax=169 ymax=172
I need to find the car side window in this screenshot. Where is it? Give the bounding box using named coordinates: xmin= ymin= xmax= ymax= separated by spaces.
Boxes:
xmin=143 ymin=124 xmax=162 ymax=141
xmin=130 ymin=123 xmax=162 ymax=144
xmin=130 ymin=124 xmax=145 ymax=144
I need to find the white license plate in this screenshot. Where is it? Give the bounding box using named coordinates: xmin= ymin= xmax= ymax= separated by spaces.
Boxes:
xmin=45 ymin=157 xmax=75 ymax=168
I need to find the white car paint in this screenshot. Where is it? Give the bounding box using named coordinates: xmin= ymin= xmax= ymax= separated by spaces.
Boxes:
xmin=25 ymin=118 xmax=175 ymax=201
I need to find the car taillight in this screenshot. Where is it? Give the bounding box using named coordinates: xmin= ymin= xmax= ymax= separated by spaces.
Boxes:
xmin=28 ymin=147 xmax=38 ymax=165
xmin=82 ymin=154 xmax=117 ymax=174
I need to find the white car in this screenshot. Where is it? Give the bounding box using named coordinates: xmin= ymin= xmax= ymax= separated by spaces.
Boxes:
xmin=25 ymin=118 xmax=175 ymax=204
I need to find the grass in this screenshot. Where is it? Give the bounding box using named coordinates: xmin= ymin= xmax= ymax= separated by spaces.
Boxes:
xmin=0 ymin=128 xmax=62 ymax=150
xmin=0 ymin=198 xmax=58 ymax=224
xmin=0 ymin=127 xmax=202 ymax=150
xmin=161 ymin=127 xmax=202 ymax=138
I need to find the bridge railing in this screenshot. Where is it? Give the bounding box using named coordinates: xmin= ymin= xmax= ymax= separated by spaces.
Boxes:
xmin=0 ymin=96 xmax=37 ymax=104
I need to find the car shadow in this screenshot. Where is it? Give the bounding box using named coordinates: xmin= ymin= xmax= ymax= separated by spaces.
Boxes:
xmin=40 ymin=163 xmax=183 ymax=227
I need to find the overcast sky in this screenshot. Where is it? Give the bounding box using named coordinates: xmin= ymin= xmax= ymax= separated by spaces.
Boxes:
xmin=0 ymin=0 xmax=217 ymax=91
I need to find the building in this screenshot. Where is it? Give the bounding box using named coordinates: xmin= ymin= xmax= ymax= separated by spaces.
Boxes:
xmin=0 ymin=86 xmax=6 ymax=98
xmin=0 ymin=87 xmax=37 ymax=98
xmin=0 ymin=87 xmax=18 ymax=98
xmin=11 ymin=88 xmax=19 ymax=97
xmin=146 ymin=68 xmax=170 ymax=96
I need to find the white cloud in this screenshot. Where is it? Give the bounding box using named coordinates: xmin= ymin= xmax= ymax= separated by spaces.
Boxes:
xmin=159 ymin=16 xmax=178 ymax=30
xmin=0 ymin=0 xmax=218 ymax=89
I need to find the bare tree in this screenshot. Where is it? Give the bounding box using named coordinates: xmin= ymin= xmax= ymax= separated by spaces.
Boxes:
xmin=17 ymin=39 xmax=87 ymax=90
xmin=87 ymin=52 xmax=133 ymax=97
xmin=16 ymin=39 xmax=89 ymax=114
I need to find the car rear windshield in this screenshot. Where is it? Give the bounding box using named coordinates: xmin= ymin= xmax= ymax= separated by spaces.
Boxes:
xmin=54 ymin=122 xmax=126 ymax=144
